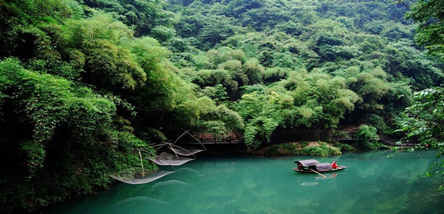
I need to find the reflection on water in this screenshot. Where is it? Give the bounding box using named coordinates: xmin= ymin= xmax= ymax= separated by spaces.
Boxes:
xmin=49 ymin=151 xmax=444 ymax=214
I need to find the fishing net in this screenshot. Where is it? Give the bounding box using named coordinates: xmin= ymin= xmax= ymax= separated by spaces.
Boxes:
xmin=110 ymin=170 xmax=175 ymax=185
xmin=169 ymin=144 xmax=204 ymax=157
xmin=149 ymin=152 xmax=194 ymax=166
xmin=147 ymin=131 xmax=205 ymax=167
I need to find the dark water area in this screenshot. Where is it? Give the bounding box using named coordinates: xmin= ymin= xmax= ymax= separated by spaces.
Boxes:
xmin=48 ymin=151 xmax=444 ymax=214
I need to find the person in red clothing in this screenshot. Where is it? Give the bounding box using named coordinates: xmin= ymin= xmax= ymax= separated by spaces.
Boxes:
xmin=331 ymin=161 xmax=338 ymax=169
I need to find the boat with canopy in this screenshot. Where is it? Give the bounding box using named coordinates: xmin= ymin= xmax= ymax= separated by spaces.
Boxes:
xmin=293 ymin=159 xmax=346 ymax=173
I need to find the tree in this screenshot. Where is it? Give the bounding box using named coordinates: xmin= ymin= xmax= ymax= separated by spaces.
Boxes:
xmin=406 ymin=0 xmax=444 ymax=60
xmin=396 ymin=87 xmax=444 ymax=147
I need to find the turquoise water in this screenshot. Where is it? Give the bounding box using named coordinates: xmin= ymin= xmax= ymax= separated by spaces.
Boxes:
xmin=49 ymin=151 xmax=443 ymax=214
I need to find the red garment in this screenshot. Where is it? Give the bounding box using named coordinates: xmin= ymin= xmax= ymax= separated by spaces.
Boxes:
xmin=332 ymin=162 xmax=338 ymax=169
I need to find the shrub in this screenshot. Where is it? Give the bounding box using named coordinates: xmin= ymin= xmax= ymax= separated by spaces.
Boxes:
xmin=355 ymin=125 xmax=380 ymax=150
xmin=301 ymin=142 xmax=342 ymax=157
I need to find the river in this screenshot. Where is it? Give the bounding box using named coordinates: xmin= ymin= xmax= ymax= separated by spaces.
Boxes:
xmin=48 ymin=151 xmax=443 ymax=214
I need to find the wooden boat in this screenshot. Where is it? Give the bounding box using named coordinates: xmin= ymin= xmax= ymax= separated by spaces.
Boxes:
xmin=293 ymin=159 xmax=346 ymax=173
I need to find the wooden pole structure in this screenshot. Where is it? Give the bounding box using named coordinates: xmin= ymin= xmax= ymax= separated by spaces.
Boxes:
xmin=185 ymin=131 xmax=207 ymax=151
xmin=138 ymin=149 xmax=145 ymax=177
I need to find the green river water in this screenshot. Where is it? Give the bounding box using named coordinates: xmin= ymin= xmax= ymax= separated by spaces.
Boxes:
xmin=49 ymin=151 xmax=443 ymax=214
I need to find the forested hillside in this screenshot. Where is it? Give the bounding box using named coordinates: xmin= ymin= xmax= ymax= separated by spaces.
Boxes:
xmin=0 ymin=0 xmax=442 ymax=213
xmin=163 ymin=0 xmax=443 ymax=147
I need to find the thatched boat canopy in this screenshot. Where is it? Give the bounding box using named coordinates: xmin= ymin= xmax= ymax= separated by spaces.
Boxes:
xmin=315 ymin=163 xmax=332 ymax=171
xmin=294 ymin=159 xmax=320 ymax=167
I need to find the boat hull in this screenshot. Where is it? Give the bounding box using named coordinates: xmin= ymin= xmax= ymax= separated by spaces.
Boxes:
xmin=293 ymin=166 xmax=346 ymax=173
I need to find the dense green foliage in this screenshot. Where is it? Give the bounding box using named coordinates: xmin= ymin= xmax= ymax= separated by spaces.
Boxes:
xmin=401 ymin=0 xmax=444 ymax=193
xmin=355 ymin=125 xmax=380 ymax=150
xmin=0 ymin=0 xmax=443 ymax=212
xmin=0 ymin=0 xmax=237 ymax=212
xmin=256 ymin=141 xmax=344 ymax=157
xmin=399 ymin=0 xmax=444 ymax=149
xmin=396 ymin=87 xmax=444 ymax=148
xmin=166 ymin=0 xmax=442 ymax=147
xmin=406 ymin=0 xmax=444 ymax=60
xmin=79 ymin=0 xmax=175 ymax=39
xmin=0 ymin=58 xmax=159 ymax=210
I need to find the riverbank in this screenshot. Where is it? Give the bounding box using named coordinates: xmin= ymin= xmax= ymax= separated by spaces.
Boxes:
xmin=250 ymin=141 xmax=349 ymax=157
xmin=189 ymin=138 xmax=412 ymax=157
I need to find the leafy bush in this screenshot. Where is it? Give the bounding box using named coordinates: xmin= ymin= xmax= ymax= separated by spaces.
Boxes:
xmin=0 ymin=58 xmax=155 ymax=212
xmin=396 ymin=88 xmax=444 ymax=147
xmin=260 ymin=141 xmax=342 ymax=157
xmin=301 ymin=142 xmax=342 ymax=157
xmin=355 ymin=125 xmax=380 ymax=150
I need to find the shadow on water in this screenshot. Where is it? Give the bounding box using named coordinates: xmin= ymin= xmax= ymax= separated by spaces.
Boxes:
xmin=48 ymin=151 xmax=444 ymax=214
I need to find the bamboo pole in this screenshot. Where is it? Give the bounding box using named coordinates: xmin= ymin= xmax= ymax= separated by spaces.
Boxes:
xmin=138 ymin=149 xmax=145 ymax=177
xmin=174 ymin=130 xmax=190 ymax=144
xmin=185 ymin=131 xmax=207 ymax=151
xmin=310 ymin=169 xmax=327 ymax=178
